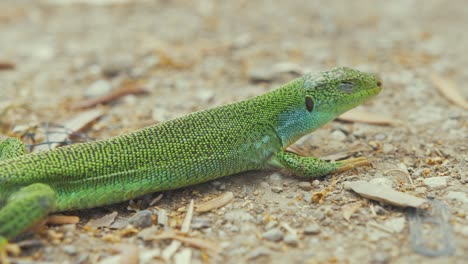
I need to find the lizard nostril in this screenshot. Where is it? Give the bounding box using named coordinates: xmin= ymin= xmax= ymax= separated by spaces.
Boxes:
xmin=376 ymin=81 xmax=382 ymax=87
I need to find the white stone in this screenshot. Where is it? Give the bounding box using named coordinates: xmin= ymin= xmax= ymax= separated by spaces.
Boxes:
xmin=224 ymin=210 xmax=255 ymax=223
xmin=367 ymin=229 xmax=389 ymax=242
xmin=369 ymin=177 xmax=394 ymax=188
xmin=261 ymin=228 xmax=284 ymax=242
xmin=446 ymin=191 xmax=468 ymax=203
xmin=284 ymin=233 xmax=299 ymax=246
xmin=461 ymin=226 xmax=468 ymax=237
xmin=384 ymin=217 xmax=406 ymax=233
xmin=382 ymin=143 xmax=394 ymax=154
xmin=85 ymin=79 xmax=112 ymax=97
xmin=423 ymin=177 xmax=449 ymax=190
xmin=304 ymin=224 xmax=321 ymax=235
xmin=269 ymin=173 xmax=283 ymax=181
xmin=330 ymin=130 xmax=347 ymax=141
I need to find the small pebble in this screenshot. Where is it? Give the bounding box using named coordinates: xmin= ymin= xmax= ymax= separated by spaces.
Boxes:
xmin=85 ymin=79 xmax=112 ymax=98
xmin=304 ymin=224 xmax=321 ymax=235
xmin=191 ymin=218 xmax=211 ymax=229
xmin=63 ymin=245 xmax=77 ymax=256
xmin=382 ymin=143 xmax=394 ymax=154
xmin=312 ymin=180 xmax=320 ymax=186
xmin=352 ymin=125 xmax=370 ymax=137
xmin=284 ymin=233 xmax=299 ymax=246
xmin=101 ymin=55 xmax=134 ymax=77
xmin=157 ymin=209 xmax=168 ymax=227
xmin=423 ymin=176 xmax=449 ymax=190
xmin=232 ymin=34 xmax=253 ymax=49
xmin=373 ymin=205 xmax=387 ymax=215
xmin=298 ymin=182 xmax=312 ymax=191
xmin=34 ymin=45 xmax=55 ymax=60
xmin=330 ymin=130 xmax=347 ymax=141
xmin=211 ymin=181 xmax=222 ymax=187
xmin=446 ymin=191 xmax=468 ymax=203
xmin=269 ymin=173 xmax=283 ymax=181
xmin=128 ymin=210 xmax=153 ymax=228
xmin=265 ymin=221 xmax=277 ymax=230
xmin=461 ymin=226 xmax=468 ymax=237
xmin=303 ymin=193 xmax=313 ymax=203
xmin=375 ymin=134 xmax=386 ymax=141
xmin=224 ymin=210 xmax=255 ymax=223
xmin=261 ymin=228 xmax=284 ymax=242
xmin=370 ymin=252 xmax=390 ymax=264
xmin=76 ymin=254 xmax=89 ymax=264
xmin=383 ymin=217 xmax=406 ymax=233
xmin=413 ymin=169 xmax=423 ymax=177
xmin=248 ymin=67 xmax=276 ymax=82
xmin=246 ymin=247 xmax=271 ymax=260
xmin=441 ymin=119 xmax=458 ymax=131
xmin=414 ymin=187 xmax=427 ymax=195
xmin=369 ymin=177 xmax=393 ymax=188
xmin=271 ymin=186 xmax=283 ymax=193
xmin=196 ymin=90 xmax=215 ymax=103
xmin=227 ymin=224 xmax=240 ymax=233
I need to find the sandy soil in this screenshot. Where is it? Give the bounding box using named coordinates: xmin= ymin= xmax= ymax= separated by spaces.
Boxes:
xmin=0 ymin=0 xmax=466 ymax=263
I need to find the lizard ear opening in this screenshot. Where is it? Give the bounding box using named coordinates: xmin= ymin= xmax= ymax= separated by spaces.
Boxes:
xmin=305 ymin=96 xmax=314 ymax=112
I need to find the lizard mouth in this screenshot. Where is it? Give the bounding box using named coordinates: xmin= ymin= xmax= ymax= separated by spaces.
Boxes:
xmin=358 ymin=76 xmax=383 ymax=102
xmin=333 ymin=80 xmax=383 ymax=115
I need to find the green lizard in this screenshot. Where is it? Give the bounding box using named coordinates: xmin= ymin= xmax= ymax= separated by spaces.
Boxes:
xmin=0 ymin=67 xmax=382 ymax=249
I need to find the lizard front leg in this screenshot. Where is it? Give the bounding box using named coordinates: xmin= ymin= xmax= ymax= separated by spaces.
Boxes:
xmin=269 ymin=150 xmax=369 ymax=178
xmin=0 ymin=183 xmax=56 ymax=263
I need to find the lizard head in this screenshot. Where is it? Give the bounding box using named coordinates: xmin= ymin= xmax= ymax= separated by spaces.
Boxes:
xmin=302 ymin=67 xmax=382 ymax=125
xmin=274 ymin=67 xmax=382 ymax=146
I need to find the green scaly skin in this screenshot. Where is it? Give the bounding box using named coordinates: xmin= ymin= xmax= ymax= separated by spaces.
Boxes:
xmin=0 ymin=67 xmax=382 ymax=246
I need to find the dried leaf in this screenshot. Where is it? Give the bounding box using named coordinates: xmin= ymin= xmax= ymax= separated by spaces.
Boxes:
xmin=195 ymin=192 xmax=234 ymax=212
xmin=431 ymin=73 xmax=468 ymax=110
xmin=33 ymin=109 xmax=103 ymax=152
xmin=47 ymin=215 xmax=80 ymax=225
xmin=87 ymin=211 xmax=118 ymax=228
xmin=70 ymin=84 xmax=148 ymax=110
xmin=162 ymin=200 xmax=194 ymax=261
xmin=162 ymin=240 xmax=180 ymax=261
xmin=0 ymin=62 xmax=15 ymax=70
xmin=367 ymin=221 xmax=395 ymax=234
xmin=338 ymin=109 xmax=402 ymax=126
xmin=119 ymin=244 xmax=140 ymax=264
xmin=149 ymin=193 xmax=163 ymax=206
xmin=342 ymin=202 xmax=362 ymax=222
xmin=344 ymin=181 xmax=427 ymax=208
xmin=320 ymin=147 xmax=367 ymax=161
xmin=149 ymin=233 xmax=220 ymax=253
xmin=181 ymin=200 xmax=194 ymax=234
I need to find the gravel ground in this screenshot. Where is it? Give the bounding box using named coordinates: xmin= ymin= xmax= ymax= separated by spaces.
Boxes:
xmin=0 ymin=0 xmax=466 ymax=263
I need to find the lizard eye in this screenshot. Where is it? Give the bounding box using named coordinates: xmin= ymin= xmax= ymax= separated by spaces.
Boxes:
xmin=305 ymin=96 xmax=314 ymax=112
xmin=338 ymin=82 xmax=354 ymax=93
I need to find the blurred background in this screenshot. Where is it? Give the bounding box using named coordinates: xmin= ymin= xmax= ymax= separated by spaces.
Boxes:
xmin=0 ymin=0 xmax=466 ymax=263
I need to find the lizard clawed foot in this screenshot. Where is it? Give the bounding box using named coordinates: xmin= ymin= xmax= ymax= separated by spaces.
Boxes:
xmin=334 ymin=157 xmax=370 ymax=173
xmin=0 ymin=238 xmax=20 ymax=264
